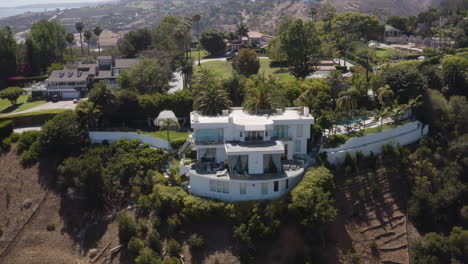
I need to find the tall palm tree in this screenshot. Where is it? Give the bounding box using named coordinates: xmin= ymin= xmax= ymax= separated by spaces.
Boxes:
xmin=377 ymin=85 xmax=394 ymax=108
xmin=158 ymin=118 xmax=180 ymax=142
xmin=193 ymin=78 xmax=232 ymax=116
xmin=65 ymin=33 xmax=75 ymax=63
xmin=336 ymin=87 xmax=359 ymax=130
xmin=83 ymin=29 xmax=93 ymax=56
xmin=242 ymin=75 xmax=286 ymax=114
xmin=76 ymin=100 xmax=101 ymax=130
xmin=181 ymin=57 xmax=193 ymax=89
xmin=192 ymin=14 xmax=201 ymax=65
xmin=88 ymin=82 xmax=117 ymax=110
xmin=93 ymin=26 xmax=103 ymax=55
xmin=75 ymin=22 xmax=84 ymax=56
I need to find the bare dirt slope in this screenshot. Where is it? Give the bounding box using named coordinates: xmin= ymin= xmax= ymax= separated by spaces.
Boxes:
xmin=330 ymin=167 xmax=420 ymax=264
xmin=0 ymin=147 xmax=86 ymax=264
xmin=326 ymin=0 xmax=445 ymax=17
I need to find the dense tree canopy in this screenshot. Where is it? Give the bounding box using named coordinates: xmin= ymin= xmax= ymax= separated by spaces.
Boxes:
xmin=0 ymin=27 xmax=17 ymax=86
xmin=281 ymin=19 xmax=321 ymax=78
xmin=200 ymin=29 xmax=226 ymax=56
xmin=232 ymin=48 xmax=260 ymax=77
xmin=119 ymin=57 xmax=171 ymax=94
xmin=25 ymin=20 xmax=66 ymax=75
xmin=0 ymin=87 xmax=23 ymax=105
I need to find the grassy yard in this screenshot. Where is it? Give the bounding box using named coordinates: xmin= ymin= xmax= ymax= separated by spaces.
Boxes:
xmin=141 ymin=130 xmax=190 ymax=142
xmin=326 ymin=121 xmax=411 ymax=148
xmin=189 ymin=49 xmax=209 ymax=59
xmin=196 ymin=58 xmax=295 ymax=82
xmin=0 ymin=95 xmax=46 ymax=115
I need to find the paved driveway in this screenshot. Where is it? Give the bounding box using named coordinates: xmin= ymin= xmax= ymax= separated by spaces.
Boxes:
xmin=3 ymin=100 xmax=79 ymax=116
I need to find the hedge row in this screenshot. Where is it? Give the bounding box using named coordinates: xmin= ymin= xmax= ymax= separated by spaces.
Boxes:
xmin=0 ymin=120 xmax=13 ymax=139
xmin=0 ymin=110 xmax=65 ymax=127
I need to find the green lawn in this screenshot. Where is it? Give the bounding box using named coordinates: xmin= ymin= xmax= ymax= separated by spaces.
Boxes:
xmin=0 ymin=95 xmax=46 ymax=115
xmin=374 ymin=47 xmax=395 ymax=59
xmin=326 ymin=121 xmax=411 ymax=148
xmin=196 ymin=58 xmax=295 ymax=82
xmin=189 ymin=49 xmax=209 ymax=59
xmin=141 ymin=130 xmax=190 ymax=142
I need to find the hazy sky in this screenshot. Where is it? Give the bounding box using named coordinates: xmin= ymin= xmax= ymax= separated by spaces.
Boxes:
xmin=0 ymin=0 xmax=110 ymax=8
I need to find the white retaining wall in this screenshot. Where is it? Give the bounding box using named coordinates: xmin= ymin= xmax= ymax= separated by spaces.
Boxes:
xmin=321 ymin=121 xmax=429 ymax=165
xmin=89 ymin=131 xmax=171 ymax=150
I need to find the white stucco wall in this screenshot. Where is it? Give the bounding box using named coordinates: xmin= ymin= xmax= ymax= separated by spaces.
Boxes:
xmin=248 ymin=152 xmax=264 ymax=174
xmin=320 ymin=121 xmax=429 ymax=165
xmin=89 ymin=131 xmax=171 ymax=150
xmin=189 ymin=172 xmax=303 ymax=202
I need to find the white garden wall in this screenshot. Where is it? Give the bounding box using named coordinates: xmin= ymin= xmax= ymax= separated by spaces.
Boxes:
xmin=321 ymin=121 xmax=429 ymax=165
xmin=89 ymin=131 xmax=171 ymax=150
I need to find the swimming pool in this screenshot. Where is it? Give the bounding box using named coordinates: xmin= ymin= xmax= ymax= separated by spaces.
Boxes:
xmin=337 ymin=117 xmax=372 ymax=126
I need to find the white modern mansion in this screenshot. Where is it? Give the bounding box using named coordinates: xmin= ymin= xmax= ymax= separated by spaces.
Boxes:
xmin=187 ymin=107 xmax=315 ymax=201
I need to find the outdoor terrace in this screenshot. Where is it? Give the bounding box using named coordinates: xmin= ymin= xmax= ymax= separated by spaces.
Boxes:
xmin=188 ymin=160 xmax=304 ymax=181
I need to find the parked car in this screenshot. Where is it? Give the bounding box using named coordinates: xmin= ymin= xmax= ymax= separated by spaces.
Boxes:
xmin=225 ymin=51 xmax=236 ymax=61
xmin=51 ymin=95 xmax=59 ymax=103
xmin=73 ymin=98 xmax=80 ymax=104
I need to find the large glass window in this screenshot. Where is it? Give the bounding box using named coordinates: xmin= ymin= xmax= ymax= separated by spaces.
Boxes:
xmin=296 ymin=125 xmax=303 ymax=137
xmin=217 ymin=181 xmax=223 ymax=193
xmin=195 ymin=128 xmax=223 ymax=142
xmin=274 ymin=181 xmax=279 ymax=192
xmin=295 ymin=140 xmax=302 ymax=153
xmin=222 ymin=182 xmax=229 ymax=193
xmin=240 ymin=183 xmax=246 ymax=194
xmin=274 ymin=125 xmax=289 ymax=138
xmin=245 ymin=131 xmax=264 ymax=142
xmin=262 ymin=183 xmax=268 ymax=195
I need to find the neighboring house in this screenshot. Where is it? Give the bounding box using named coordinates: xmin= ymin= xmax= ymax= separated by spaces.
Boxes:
xmin=45 ymin=69 xmax=90 ymax=99
xmin=227 ymin=31 xmax=274 ymax=52
xmin=187 ymin=107 xmax=315 ymax=201
xmin=309 ymin=60 xmax=337 ymax=79
xmin=384 ymin=25 xmax=405 ymax=44
xmin=45 ymin=56 xmax=139 ymax=99
xmin=94 ymin=56 xmax=139 ymax=86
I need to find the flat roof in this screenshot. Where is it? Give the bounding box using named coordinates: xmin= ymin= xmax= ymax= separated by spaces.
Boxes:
xmin=225 ymin=140 xmax=285 ymax=155
xmin=191 ymin=107 xmax=314 ymax=128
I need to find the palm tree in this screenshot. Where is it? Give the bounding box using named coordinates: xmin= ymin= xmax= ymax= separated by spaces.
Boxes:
xmin=336 ymin=87 xmax=359 ymax=131
xmin=193 ymin=75 xmax=232 ymax=116
xmin=76 ymin=100 xmax=101 ymax=129
xmin=192 ymin=14 xmax=201 ymax=65
xmin=75 ymin=22 xmax=84 ymax=56
xmin=242 ymin=75 xmax=286 ymax=114
xmin=88 ymin=82 xmax=117 ymax=110
xmin=181 ymin=57 xmax=193 ymax=89
xmin=83 ymin=29 xmax=93 ymax=56
xmin=65 ymin=33 xmax=75 ymax=63
xmin=158 ymin=118 xmax=180 ymax=142
xmin=377 ymin=85 xmax=394 ymax=108
xmin=93 ymin=26 xmax=103 ymax=55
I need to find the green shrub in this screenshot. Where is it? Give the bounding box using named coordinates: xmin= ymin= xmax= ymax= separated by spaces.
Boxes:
xmin=1 ymin=137 xmax=11 ymax=151
xmin=170 ymin=138 xmax=186 ymax=149
xmin=326 ymin=134 xmax=348 ymax=148
xmin=128 ymin=237 xmax=145 ymax=255
xmin=167 ymin=239 xmax=181 ymax=257
xmin=335 ymin=65 xmax=348 ymax=72
xmin=147 ymin=230 xmax=162 ymax=254
xmin=17 ymin=130 xmax=41 ymax=152
xmin=162 ymin=257 xmax=181 ymax=264
xmin=135 ymin=248 xmax=160 ymax=264
xmin=461 ymin=205 xmax=468 ymax=222
xmin=188 ymin=234 xmax=205 ymax=250
xmin=118 ymin=213 xmax=138 ymax=243
xmin=350 ymin=252 xmax=360 ymax=264
xmin=46 ymin=223 xmax=56 ymax=231
xmin=0 ymin=120 xmax=13 ymax=139
xmin=167 ymin=214 xmax=181 ymax=232
xmin=9 ymin=133 xmax=19 ymax=143
xmin=344 ymin=151 xmax=356 ymax=173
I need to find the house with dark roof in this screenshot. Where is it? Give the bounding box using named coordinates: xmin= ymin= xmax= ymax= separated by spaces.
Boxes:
xmin=45 ymin=69 xmax=90 ymax=99
xmin=384 ymin=25 xmax=406 ymax=44
xmin=45 ymin=56 xmax=140 ymax=99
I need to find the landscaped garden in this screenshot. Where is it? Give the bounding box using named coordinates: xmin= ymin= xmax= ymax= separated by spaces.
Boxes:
xmin=140 ymin=130 xmax=190 ymax=142
xmin=196 ymin=58 xmax=294 ymax=82
xmin=0 ymin=95 xmax=46 ymax=115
